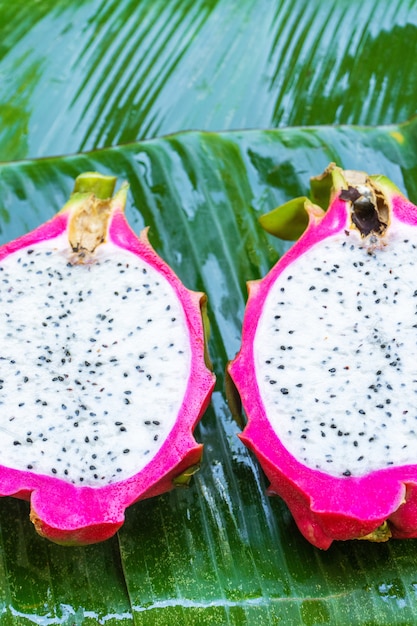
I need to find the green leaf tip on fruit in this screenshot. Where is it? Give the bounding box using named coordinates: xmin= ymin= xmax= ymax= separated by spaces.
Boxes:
xmin=72 ymin=171 xmax=118 ymax=200
xmin=173 ymin=463 xmax=201 ymax=488
xmin=259 ymin=196 xmax=311 ymax=241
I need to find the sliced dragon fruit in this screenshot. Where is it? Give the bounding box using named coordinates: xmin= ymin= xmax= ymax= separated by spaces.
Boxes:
xmin=228 ymin=163 xmax=417 ymax=549
xmin=0 ymin=172 xmax=215 ymax=545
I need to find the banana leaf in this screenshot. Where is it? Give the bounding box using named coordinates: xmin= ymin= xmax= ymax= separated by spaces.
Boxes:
xmin=1 ymin=0 xmax=417 ymax=160
xmin=0 ymin=119 xmax=416 ymax=624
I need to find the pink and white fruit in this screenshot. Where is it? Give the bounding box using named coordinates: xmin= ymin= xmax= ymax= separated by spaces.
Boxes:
xmin=0 ymin=172 xmax=215 ymax=545
xmin=228 ymin=163 xmax=417 ymax=549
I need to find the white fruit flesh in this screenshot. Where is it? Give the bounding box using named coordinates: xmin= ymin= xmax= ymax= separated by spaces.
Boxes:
xmin=0 ymin=235 xmax=191 ymax=486
xmin=254 ymin=220 xmax=417 ymax=477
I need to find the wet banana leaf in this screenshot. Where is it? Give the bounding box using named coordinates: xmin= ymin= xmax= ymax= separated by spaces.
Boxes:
xmin=1 ymin=0 xmax=417 ymax=161
xmin=0 ymin=119 xmax=416 ymax=624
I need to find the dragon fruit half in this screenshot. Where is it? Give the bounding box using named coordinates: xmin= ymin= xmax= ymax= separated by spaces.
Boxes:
xmin=0 ymin=172 xmax=215 ymax=545
xmin=228 ymin=163 xmax=417 ymax=549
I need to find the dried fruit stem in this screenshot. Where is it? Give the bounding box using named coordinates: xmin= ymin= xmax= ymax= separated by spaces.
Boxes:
xmin=68 ymin=172 xmax=124 ymax=261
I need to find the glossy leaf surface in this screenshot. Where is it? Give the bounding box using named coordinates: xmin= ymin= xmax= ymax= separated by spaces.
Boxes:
xmin=0 ymin=119 xmax=416 ymax=624
xmin=1 ymin=0 xmax=417 ymax=160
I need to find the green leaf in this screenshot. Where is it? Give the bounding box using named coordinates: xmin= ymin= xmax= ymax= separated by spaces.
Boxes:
xmin=0 ymin=119 xmax=417 ymax=623
xmin=258 ymin=197 xmax=311 ymax=241
xmin=1 ymin=0 xmax=417 ymax=160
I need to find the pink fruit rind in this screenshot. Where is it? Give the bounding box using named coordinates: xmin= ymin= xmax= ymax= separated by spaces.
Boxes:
xmin=229 ymin=179 xmax=417 ymax=549
xmin=0 ymin=185 xmax=215 ymax=545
